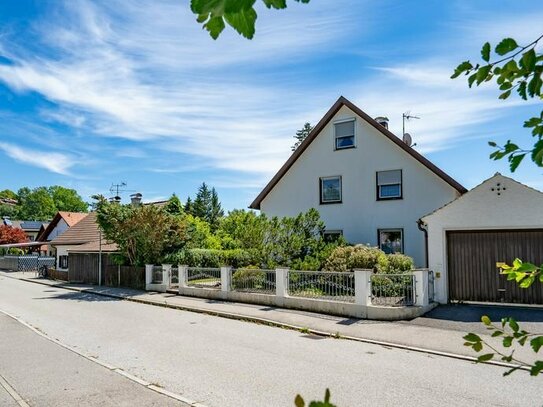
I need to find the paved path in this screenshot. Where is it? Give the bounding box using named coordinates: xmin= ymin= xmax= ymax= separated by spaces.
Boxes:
xmin=0 ymin=274 xmax=541 ymax=406
xmin=0 ymin=313 xmax=186 ymax=406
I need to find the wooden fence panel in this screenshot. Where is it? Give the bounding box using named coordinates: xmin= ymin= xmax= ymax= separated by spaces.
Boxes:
xmin=104 ymin=265 xmax=146 ymax=290
xmin=68 ymin=253 xmax=115 ymax=284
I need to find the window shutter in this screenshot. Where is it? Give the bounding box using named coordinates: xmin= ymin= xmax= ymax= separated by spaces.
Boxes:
xmin=334 ymin=120 xmax=354 ymax=137
xmin=377 ymin=170 xmax=401 ymax=185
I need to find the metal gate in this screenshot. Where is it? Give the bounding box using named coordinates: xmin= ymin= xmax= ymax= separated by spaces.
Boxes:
xmin=447 ymin=230 xmax=543 ymax=304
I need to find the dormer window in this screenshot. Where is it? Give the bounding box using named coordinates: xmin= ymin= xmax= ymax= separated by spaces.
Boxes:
xmin=334 ymin=119 xmax=355 ymax=150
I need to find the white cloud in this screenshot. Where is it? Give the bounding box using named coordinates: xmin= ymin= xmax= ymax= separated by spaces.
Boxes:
xmin=0 ymin=142 xmax=75 ymax=175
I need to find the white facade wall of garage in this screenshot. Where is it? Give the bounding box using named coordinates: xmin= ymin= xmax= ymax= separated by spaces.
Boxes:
xmin=254 ymin=98 xmax=464 ymax=267
xmin=421 ymin=173 xmax=543 ymax=303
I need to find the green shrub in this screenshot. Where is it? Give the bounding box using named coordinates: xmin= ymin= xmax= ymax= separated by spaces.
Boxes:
xmin=385 ymin=253 xmax=414 ymax=274
xmin=323 ymin=244 xmax=389 ymax=272
xmin=8 ymin=248 xmax=24 ymax=255
xmin=232 ymin=268 xmax=266 ymax=289
xmin=164 ymin=248 xmax=259 ymax=268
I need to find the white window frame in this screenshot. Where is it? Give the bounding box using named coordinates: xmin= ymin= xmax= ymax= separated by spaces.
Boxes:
xmin=333 ymin=118 xmax=356 ymax=150
xmin=320 ymin=176 xmax=342 ymax=204
xmin=377 ymin=169 xmax=403 ymax=200
xmin=378 ymin=228 xmax=404 ymax=254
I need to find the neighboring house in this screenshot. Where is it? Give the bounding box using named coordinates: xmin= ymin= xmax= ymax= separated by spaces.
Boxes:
xmin=421 ymin=173 xmax=543 ymax=305
xmin=250 ymin=96 xmax=467 ymax=267
xmin=49 ymin=212 xmax=118 ymax=283
xmin=6 ymin=220 xmax=48 ymax=242
xmin=36 ymin=211 xmax=88 ymax=256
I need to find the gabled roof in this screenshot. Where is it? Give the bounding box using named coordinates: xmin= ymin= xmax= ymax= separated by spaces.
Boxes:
xmin=249 ymin=96 xmax=467 ymax=210
xmin=420 ymin=172 xmax=543 ymax=221
xmin=67 ymin=240 xmax=119 ymax=253
xmin=50 ymin=212 xmax=99 ymax=246
xmin=37 ymin=211 xmax=88 ymax=242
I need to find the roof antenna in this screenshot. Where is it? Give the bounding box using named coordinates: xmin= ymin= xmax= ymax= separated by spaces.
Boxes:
xmin=402 ymin=112 xmax=420 ymax=147
xmin=109 ymin=182 xmax=134 ymax=203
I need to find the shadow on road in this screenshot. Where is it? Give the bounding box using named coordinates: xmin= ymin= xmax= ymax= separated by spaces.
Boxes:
xmin=33 ymin=290 xmax=121 ymax=302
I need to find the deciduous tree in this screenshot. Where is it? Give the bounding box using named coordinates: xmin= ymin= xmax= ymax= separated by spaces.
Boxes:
xmin=0 ymin=225 xmax=28 ymax=245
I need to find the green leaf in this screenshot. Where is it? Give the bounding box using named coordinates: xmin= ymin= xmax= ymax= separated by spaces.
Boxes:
xmin=481 ymin=315 xmax=492 ymax=326
xmin=262 ymin=0 xmax=287 ymax=8
xmin=463 ymin=333 xmax=482 ymax=343
xmin=503 ymin=336 xmax=513 ymax=347
xmin=509 ymin=153 xmax=526 ymax=172
xmin=532 ymin=140 xmax=543 ymax=167
xmin=475 ymin=65 xmax=492 ymax=85
xmin=467 ymin=73 xmax=477 ymax=87
xmin=491 ymin=330 xmax=503 ymax=337
xmin=520 ymin=49 xmax=537 ymax=71
xmin=472 ymin=341 xmax=483 ymax=352
xmin=204 ymin=16 xmax=226 ymax=39
xmin=488 ymin=141 xmax=497 ymax=147
xmin=481 ymin=42 xmax=491 ymax=62
xmin=519 ymin=275 xmax=535 ymax=288
xmin=295 ymin=394 xmax=305 ymax=407
xmin=530 ymin=361 xmax=543 ymax=376
xmin=324 ymin=389 xmax=331 ymax=403
xmin=531 ymin=336 xmax=543 ymax=353
xmin=527 ymin=75 xmax=542 ymax=98
xmin=477 ymin=353 xmax=494 ymax=362
xmin=499 ymin=90 xmax=511 ymax=100
xmin=224 ymin=6 xmax=257 ymax=39
xmin=495 ymin=38 xmax=519 ymax=56
xmin=451 ymin=61 xmax=473 ymax=79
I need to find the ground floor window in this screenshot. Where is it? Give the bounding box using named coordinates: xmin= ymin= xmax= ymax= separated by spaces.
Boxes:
xmin=323 ymin=230 xmax=343 ymax=243
xmin=58 ymin=255 xmax=68 ymax=269
xmin=378 ymin=229 xmax=403 ymax=254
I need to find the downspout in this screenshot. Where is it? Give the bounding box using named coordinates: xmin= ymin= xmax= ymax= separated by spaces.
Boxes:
xmin=417 ymin=219 xmax=429 ymax=269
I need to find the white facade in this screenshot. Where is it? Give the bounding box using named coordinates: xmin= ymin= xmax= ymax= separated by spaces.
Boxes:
xmin=421 ymin=173 xmax=543 ymax=303
xmin=258 ymin=103 xmax=462 ymax=267
xmin=55 ymin=245 xmax=70 ymax=270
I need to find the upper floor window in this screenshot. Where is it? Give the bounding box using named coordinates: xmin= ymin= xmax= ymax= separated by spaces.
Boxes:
xmin=377 ymin=169 xmax=402 ymax=200
xmin=320 ymin=176 xmax=342 ymax=204
xmin=334 ymin=119 xmax=355 ymax=150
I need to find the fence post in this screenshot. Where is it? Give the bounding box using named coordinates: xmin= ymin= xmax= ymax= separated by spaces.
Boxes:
xmin=414 ymin=269 xmax=429 ymax=306
xmin=275 ymin=268 xmax=289 ymax=298
xmin=221 ymin=266 xmax=232 ymax=293
xmin=354 ymin=269 xmax=372 ymax=306
xmin=178 ymin=265 xmax=188 ymax=289
xmin=162 ymin=264 xmax=172 ymax=285
xmin=145 ymin=264 xmax=153 ymax=289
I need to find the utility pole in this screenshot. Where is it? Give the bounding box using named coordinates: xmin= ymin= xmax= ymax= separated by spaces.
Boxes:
xmin=402 ymin=112 xmax=420 ymax=136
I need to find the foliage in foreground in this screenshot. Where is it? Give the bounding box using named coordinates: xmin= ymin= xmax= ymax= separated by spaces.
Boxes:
xmin=295 ymin=389 xmax=335 ymax=407
xmin=463 ymin=259 xmax=543 ymax=376
xmin=191 ymin=0 xmax=311 ymax=40
xmin=452 ymin=34 xmax=543 ymax=172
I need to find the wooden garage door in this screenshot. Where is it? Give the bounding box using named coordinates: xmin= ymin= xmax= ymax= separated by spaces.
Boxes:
xmin=447 ymin=230 xmax=543 ymax=304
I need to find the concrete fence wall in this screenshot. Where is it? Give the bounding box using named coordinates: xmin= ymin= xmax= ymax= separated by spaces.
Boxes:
xmin=145 ymin=265 xmax=436 ymax=321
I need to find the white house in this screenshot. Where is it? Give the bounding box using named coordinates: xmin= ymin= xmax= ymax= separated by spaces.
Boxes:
xmin=250 ymin=96 xmax=467 ymax=267
xmin=421 ymin=173 xmax=543 ymax=305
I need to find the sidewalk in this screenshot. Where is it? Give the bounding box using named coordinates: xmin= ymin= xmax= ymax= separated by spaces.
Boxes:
xmin=0 ymin=270 xmax=536 ymax=365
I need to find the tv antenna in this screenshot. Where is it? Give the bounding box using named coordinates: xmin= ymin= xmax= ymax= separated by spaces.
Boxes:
xmin=402 ymin=112 xmax=420 ymax=147
xmin=109 ymin=182 xmax=134 ymax=203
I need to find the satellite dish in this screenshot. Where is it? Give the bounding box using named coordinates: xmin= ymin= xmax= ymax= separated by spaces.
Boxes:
xmin=403 ymin=133 xmax=413 ymax=146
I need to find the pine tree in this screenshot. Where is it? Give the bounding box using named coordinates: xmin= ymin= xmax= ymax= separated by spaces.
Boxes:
xmin=209 ymin=187 xmax=224 ymax=231
xmin=291 ymin=122 xmax=313 ymax=152
xmin=192 ymin=183 xmax=212 ymax=220
xmin=184 ymin=197 xmax=194 ymax=215
xmin=165 ymin=194 xmax=184 ymax=216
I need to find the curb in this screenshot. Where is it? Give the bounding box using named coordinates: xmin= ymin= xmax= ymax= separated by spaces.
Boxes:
xmin=0 ymin=307 xmax=208 ymax=407
xmin=3 ymin=274 xmax=529 ymax=373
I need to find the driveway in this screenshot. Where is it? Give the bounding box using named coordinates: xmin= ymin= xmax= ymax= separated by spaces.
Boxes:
xmin=408 ymin=303 xmax=543 ymax=335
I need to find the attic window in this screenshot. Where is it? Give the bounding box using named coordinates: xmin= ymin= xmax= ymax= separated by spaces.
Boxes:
xmin=334 ymin=119 xmax=355 ymax=150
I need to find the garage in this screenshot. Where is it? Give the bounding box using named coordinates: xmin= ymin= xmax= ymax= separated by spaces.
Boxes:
xmin=421 ymin=173 xmax=543 ymax=304
xmin=447 ymin=230 xmax=543 ymax=304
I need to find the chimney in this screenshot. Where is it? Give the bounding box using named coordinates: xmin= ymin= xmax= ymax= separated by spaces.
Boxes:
xmin=374 ymin=116 xmax=389 ymax=129
xmin=130 ymin=193 xmax=142 ymax=207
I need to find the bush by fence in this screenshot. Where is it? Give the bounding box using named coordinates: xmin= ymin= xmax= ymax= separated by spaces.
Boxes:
xmin=164 ymin=248 xmax=259 ymax=268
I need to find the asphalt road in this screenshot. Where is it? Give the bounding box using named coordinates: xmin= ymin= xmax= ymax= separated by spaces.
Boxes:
xmin=0 ymin=313 xmax=185 ymax=406
xmin=0 ymin=276 xmax=541 ymax=406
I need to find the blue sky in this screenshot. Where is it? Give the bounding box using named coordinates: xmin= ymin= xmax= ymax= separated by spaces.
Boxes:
xmin=0 ymin=0 xmax=542 ymax=209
